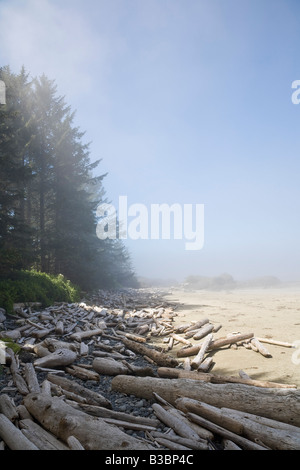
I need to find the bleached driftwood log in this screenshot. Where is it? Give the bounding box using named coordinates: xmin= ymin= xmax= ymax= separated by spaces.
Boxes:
xmin=177 ymin=332 xmax=254 ymax=357
xmin=47 ymin=374 xmax=112 ymax=408
xmin=34 ymin=348 xmax=77 ymax=368
xmin=192 ymin=323 xmax=214 ymax=340
xmin=156 ymin=367 xmax=296 ymax=388
xmin=191 ymin=333 xmax=213 ymax=369
xmin=67 ymin=435 xmax=85 ymax=450
xmin=24 ymin=362 xmax=41 ymax=393
xmin=65 ymin=365 xmax=100 ymax=381
xmin=70 ymin=328 xmax=103 ymax=342
xmin=186 ymin=412 xmax=267 ymax=450
xmin=23 ymin=393 xmax=155 ymax=450
xmin=0 ymin=413 xmax=38 ymax=450
xmin=111 ymin=375 xmax=300 ymax=426
xmin=0 ymin=394 xmax=18 ymax=422
xmin=250 ymin=338 xmax=272 ymax=358
xmin=152 ymin=403 xmax=201 ymax=441
xmin=6 ymin=348 xmax=29 ymax=395
xmin=19 ymin=419 xmax=69 ymax=450
xmin=149 ymin=431 xmax=209 ymax=450
xmin=122 ymin=338 xmax=178 ymax=367
xmin=92 ymin=357 xmax=129 ymax=376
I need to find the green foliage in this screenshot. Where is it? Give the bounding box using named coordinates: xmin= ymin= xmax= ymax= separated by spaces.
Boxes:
xmin=0 ymin=270 xmax=81 ymax=312
xmin=0 ymin=337 xmax=21 ymax=355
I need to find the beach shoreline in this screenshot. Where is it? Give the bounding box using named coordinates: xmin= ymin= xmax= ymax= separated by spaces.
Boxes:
xmin=162 ymin=286 xmax=300 ymax=387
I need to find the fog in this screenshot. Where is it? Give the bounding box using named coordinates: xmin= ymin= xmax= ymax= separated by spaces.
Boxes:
xmin=1 ymin=0 xmax=300 ymax=287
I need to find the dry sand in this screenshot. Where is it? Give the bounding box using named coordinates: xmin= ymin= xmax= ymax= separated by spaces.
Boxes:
xmin=162 ymin=286 xmax=300 ymax=387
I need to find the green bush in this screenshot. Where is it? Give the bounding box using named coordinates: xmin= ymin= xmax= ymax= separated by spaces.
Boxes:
xmin=0 ymin=270 xmax=81 ymax=312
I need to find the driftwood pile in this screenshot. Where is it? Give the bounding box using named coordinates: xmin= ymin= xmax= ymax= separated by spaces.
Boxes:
xmin=0 ymin=288 xmax=299 ymax=451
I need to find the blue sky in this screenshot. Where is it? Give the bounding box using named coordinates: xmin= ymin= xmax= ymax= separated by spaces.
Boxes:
xmin=1 ymin=0 xmax=300 ymax=281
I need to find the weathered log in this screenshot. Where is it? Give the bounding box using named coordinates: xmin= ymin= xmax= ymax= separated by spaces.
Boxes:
xmin=177 ymin=332 xmax=254 ymax=357
xmin=116 ymin=331 xmax=147 ymax=343
xmin=209 ymin=332 xmax=255 ymax=350
xmin=0 ymin=413 xmax=38 ymax=450
xmin=32 ymin=328 xmax=54 ymax=339
xmin=175 ymin=398 xmax=244 ymax=434
xmin=251 ymin=338 xmax=272 ymax=358
xmin=191 ymin=333 xmax=213 ymax=369
xmin=184 ymin=319 xmax=210 ymax=333
xmin=122 ymin=338 xmax=179 ymax=367
xmin=92 ymin=357 xmax=129 ymax=376
xmin=222 ymin=438 xmax=242 ymax=450
xmin=152 ymin=403 xmax=201 ymax=441
xmin=103 ymin=417 xmax=157 ymax=432
xmin=150 ymin=431 xmax=208 ymax=450
xmin=71 ymin=403 xmax=160 ymax=427
xmin=222 ymin=407 xmax=300 ymax=435
xmin=167 ymin=406 xmax=214 ymax=441
xmin=19 ymin=419 xmax=69 ymax=450
xmin=171 ymin=333 xmax=192 ymax=346
xmin=192 ymin=323 xmax=214 ymax=340
xmin=7 ymin=348 xmax=29 ymax=395
xmin=121 ymin=360 xmax=156 ymax=377
xmin=187 ymin=412 xmax=267 ymax=450
xmin=67 ymin=435 xmax=85 ymax=450
xmin=157 ymin=367 xmax=296 ymax=388
xmin=219 ymin=407 xmax=300 ymax=450
xmin=23 ymin=393 xmax=155 ymax=450
xmin=51 ymin=384 xmax=87 ymax=404
xmin=70 ymin=328 xmax=103 ymax=342
xmin=157 ymin=367 xmax=211 ymax=381
xmin=65 ymin=364 xmax=100 ymax=381
xmin=0 ymin=329 xmax=21 ymax=340
xmin=47 ymin=373 xmax=112 ymax=408
xmin=256 ymin=337 xmax=295 ymax=348
xmin=43 ymin=338 xmax=78 ymax=353
xmin=24 ymin=362 xmax=41 ymax=393
xmin=197 ymin=356 xmax=213 ymax=372
xmin=34 ymin=348 xmax=77 ymax=368
xmin=111 ymin=375 xmax=300 ymax=426
xmin=0 ymin=394 xmax=18 ymax=422
xmin=55 ymin=320 xmax=64 ymax=336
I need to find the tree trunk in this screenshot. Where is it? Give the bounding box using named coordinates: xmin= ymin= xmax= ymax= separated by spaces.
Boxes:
xmin=111 ymin=375 xmax=300 ymax=426
xmin=23 ymin=393 xmax=155 ymax=450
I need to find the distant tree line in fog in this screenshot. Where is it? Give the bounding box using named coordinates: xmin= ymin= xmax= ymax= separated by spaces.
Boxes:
xmin=184 ymin=273 xmax=282 ymax=290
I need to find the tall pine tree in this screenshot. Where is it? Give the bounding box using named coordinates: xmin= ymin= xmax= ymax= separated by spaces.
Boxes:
xmin=0 ymin=66 xmax=137 ymax=290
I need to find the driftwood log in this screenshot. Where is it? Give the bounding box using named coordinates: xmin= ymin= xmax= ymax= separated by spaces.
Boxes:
xmin=23 ymin=393 xmax=155 ymax=450
xmin=0 ymin=413 xmax=38 ymax=450
xmin=34 ymin=349 xmax=77 ymax=368
xmin=122 ymin=338 xmax=179 ymax=367
xmin=47 ymin=374 xmax=111 ymax=408
xmin=176 ymin=397 xmax=300 ymax=450
xmin=111 ymin=375 xmax=300 ymax=426
xmin=177 ymin=332 xmax=254 ymax=358
xmin=157 ymin=367 xmax=297 ymax=388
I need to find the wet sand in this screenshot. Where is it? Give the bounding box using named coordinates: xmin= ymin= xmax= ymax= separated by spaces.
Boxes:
xmin=162 ymin=287 xmax=300 ymax=387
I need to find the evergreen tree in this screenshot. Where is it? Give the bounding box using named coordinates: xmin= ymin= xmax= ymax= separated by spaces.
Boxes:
xmin=0 ymin=66 xmax=138 ymax=290
xmin=0 ymin=66 xmax=36 ymax=275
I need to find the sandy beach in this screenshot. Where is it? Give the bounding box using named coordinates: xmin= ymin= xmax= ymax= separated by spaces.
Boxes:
xmin=162 ymin=286 xmax=300 ymax=388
